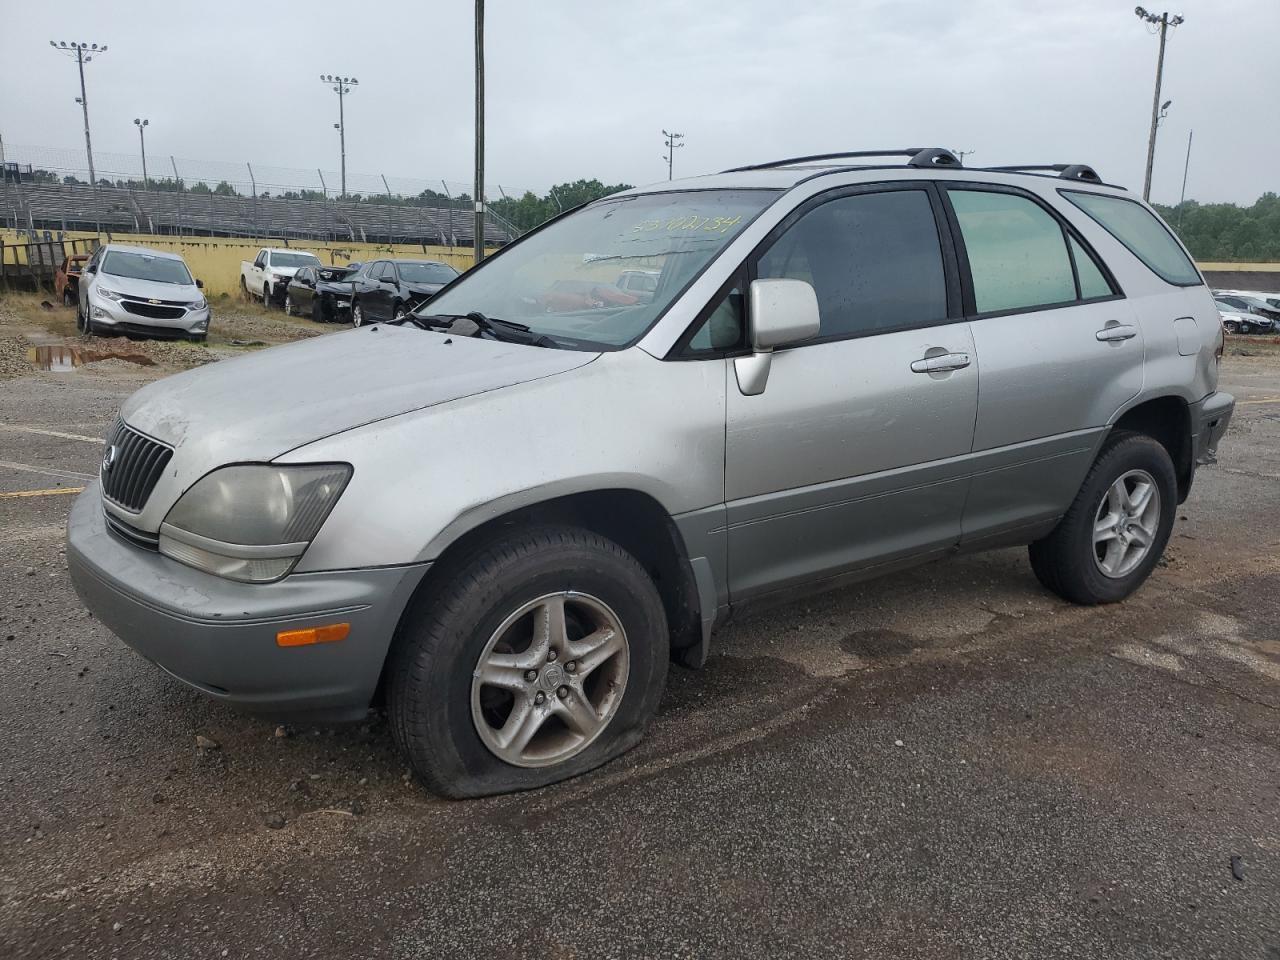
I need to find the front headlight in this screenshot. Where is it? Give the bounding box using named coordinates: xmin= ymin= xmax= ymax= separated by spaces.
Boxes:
xmin=191 ymin=296 xmax=208 ymax=311
xmin=158 ymin=464 xmax=352 ymax=583
xmin=96 ymin=287 xmax=124 ymax=302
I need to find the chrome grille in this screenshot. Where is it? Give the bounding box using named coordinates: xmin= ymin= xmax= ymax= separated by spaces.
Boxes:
xmin=101 ymin=419 xmax=173 ymax=512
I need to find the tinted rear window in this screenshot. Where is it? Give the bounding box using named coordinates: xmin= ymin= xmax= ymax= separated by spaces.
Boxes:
xmin=1062 ymin=191 xmax=1200 ymax=286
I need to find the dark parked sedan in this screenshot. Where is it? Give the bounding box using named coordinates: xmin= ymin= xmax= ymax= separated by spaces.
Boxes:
xmin=350 ymin=259 xmax=459 ymax=327
xmin=285 ymin=264 xmax=361 ymax=322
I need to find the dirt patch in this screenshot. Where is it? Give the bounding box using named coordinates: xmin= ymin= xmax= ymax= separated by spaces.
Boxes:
xmin=0 ymin=293 xmax=335 ymax=382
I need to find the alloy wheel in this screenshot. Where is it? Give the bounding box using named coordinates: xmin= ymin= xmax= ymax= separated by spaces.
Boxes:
xmin=470 ymin=591 xmax=629 ymax=768
xmin=352 ymin=302 xmax=364 ymax=327
xmin=284 ymin=295 xmax=294 ymax=316
xmin=1093 ymin=468 xmax=1161 ymax=579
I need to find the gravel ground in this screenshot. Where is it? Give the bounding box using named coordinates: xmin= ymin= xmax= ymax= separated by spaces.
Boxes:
xmin=0 ymin=294 xmax=332 ymax=382
xmin=0 ymin=347 xmax=1277 ymax=959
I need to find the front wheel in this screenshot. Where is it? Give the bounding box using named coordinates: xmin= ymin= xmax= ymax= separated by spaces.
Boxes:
xmin=351 ymin=299 xmax=365 ymax=327
xmin=392 ymin=301 xmax=406 ymax=322
xmin=1223 ymin=320 xmax=1238 ymax=335
xmin=1029 ymin=431 xmax=1176 ymax=605
xmin=1241 ymin=322 xmax=1254 ymax=335
xmin=283 ymin=293 xmax=295 ymax=317
xmin=387 ymin=526 xmax=669 ymax=798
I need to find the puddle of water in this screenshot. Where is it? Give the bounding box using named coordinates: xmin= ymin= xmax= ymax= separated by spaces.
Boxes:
xmin=28 ymin=345 xmax=155 ymax=372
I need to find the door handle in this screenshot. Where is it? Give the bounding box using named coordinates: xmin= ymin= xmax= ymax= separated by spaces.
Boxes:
xmin=1096 ymin=324 xmax=1137 ymax=342
xmin=910 ymin=351 xmax=971 ymax=374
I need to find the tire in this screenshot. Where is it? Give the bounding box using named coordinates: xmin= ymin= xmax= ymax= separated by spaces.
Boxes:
xmin=75 ymin=301 xmax=85 ymax=334
xmin=262 ymin=284 xmax=272 ymax=308
xmin=311 ymin=297 xmax=322 ymax=323
xmin=62 ymin=289 xmax=74 ymax=307
xmin=284 ymin=293 xmax=295 ymax=317
xmin=351 ymin=299 xmax=365 ymax=327
xmin=1029 ymin=430 xmax=1176 ymax=605
xmin=392 ymin=301 xmax=406 ymax=322
xmin=1223 ymin=321 xmax=1238 ymax=335
xmin=189 ymin=333 xmax=207 ymax=343
xmin=240 ymin=277 xmax=251 ymax=302
xmin=387 ymin=525 xmax=669 ymax=798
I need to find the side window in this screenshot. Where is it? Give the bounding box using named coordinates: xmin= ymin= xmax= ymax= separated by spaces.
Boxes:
xmin=1069 ymin=236 xmax=1113 ymax=300
xmin=756 ymin=189 xmax=948 ymax=339
xmin=687 ymin=285 xmax=745 ymax=353
xmin=254 ymin=252 xmax=266 ymax=268
xmin=1061 ymin=190 xmax=1201 ymax=286
xmin=948 ymin=189 xmax=1076 ymax=314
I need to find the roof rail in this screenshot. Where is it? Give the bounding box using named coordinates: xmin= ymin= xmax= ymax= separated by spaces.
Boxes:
xmin=985 ymin=163 xmax=1103 ymax=184
xmin=722 ymin=147 xmax=961 ymax=174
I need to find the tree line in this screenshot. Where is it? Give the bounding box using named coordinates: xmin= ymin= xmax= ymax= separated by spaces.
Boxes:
xmin=1154 ymin=193 xmax=1279 ymax=262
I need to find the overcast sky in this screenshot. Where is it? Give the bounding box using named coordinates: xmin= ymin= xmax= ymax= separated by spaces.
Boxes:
xmin=2 ymin=0 xmax=1277 ymax=204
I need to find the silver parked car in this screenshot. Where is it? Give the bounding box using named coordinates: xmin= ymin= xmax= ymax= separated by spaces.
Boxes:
xmin=67 ymin=148 xmax=1234 ymax=797
xmin=77 ymin=243 xmax=210 ymax=340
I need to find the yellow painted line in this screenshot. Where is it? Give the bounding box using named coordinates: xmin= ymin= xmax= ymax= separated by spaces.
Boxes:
xmin=0 ymin=425 xmax=102 ymax=444
xmin=0 ymin=486 xmax=84 ymax=499
xmin=1238 ymin=397 xmax=1280 ymax=406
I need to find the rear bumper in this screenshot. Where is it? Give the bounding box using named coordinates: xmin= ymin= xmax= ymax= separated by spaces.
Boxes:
xmin=66 ymin=483 xmax=430 ymax=721
xmin=1191 ymin=391 xmax=1234 ymax=466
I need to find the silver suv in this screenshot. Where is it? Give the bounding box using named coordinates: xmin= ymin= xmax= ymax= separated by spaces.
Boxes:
xmin=67 ymin=148 xmax=1234 ymax=797
xmin=77 ymin=243 xmax=210 ymax=340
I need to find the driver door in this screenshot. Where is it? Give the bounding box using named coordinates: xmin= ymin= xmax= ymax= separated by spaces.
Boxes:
xmin=721 ymin=185 xmax=978 ymax=601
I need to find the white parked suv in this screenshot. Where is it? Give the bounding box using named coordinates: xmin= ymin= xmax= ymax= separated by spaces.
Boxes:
xmin=77 ymin=243 xmax=210 ymax=341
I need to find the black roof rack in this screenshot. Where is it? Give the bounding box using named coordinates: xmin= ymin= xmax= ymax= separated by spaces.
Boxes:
xmin=723 ymin=147 xmax=961 ymax=174
xmin=985 ymin=163 xmax=1103 ymax=184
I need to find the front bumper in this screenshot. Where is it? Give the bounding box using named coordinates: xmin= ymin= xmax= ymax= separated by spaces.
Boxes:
xmin=90 ymin=298 xmax=209 ymax=338
xmin=66 ymin=483 xmax=430 ymax=721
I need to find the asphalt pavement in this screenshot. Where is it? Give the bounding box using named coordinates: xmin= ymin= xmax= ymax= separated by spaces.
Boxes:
xmin=1 ymin=351 xmax=1278 ymax=959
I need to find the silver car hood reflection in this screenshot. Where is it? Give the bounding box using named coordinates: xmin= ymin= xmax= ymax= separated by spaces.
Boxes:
xmin=119 ymin=325 xmax=598 ymax=460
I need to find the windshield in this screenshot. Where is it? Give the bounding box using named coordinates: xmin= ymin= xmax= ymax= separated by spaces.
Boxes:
xmin=425 ymin=189 xmax=777 ymax=349
xmin=270 ymin=252 xmax=321 ymax=269
xmin=102 ymin=251 xmax=193 ymax=285
xmin=398 ymin=262 xmax=458 ymax=284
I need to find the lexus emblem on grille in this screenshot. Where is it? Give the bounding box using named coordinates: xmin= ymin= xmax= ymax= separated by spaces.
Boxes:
xmin=102 ymin=444 xmax=118 ymax=474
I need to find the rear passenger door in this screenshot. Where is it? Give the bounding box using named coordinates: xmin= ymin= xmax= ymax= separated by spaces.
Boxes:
xmin=721 ymin=184 xmax=979 ymax=601
xmin=942 ymin=185 xmax=1142 ymax=544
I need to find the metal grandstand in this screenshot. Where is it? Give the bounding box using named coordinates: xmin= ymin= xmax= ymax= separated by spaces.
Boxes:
xmin=0 ymin=144 xmax=522 ymax=245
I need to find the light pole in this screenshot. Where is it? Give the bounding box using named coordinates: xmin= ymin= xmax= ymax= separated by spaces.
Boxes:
xmin=133 ymin=118 xmax=149 ymax=190
xmin=662 ymin=129 xmax=684 ymax=181
xmin=50 ymin=41 xmax=108 ymax=187
xmin=320 ymin=74 xmax=358 ymax=197
xmin=473 ymin=0 xmax=486 ymax=264
xmin=1177 ymin=129 xmax=1193 ymax=232
xmin=1134 ymin=7 xmax=1184 ymax=202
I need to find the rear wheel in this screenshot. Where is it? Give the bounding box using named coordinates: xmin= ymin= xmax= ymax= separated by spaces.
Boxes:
xmin=1223 ymin=320 xmax=1238 ymax=335
xmin=351 ymin=299 xmax=365 ymax=327
xmin=240 ymin=277 xmax=250 ymax=302
xmin=392 ymin=301 xmax=406 ymax=322
xmin=387 ymin=525 xmax=669 ymax=798
xmin=1029 ymin=431 xmax=1176 ymax=605
xmin=284 ymin=293 xmax=295 ymax=317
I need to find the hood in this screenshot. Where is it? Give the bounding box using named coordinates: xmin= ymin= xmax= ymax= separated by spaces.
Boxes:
xmin=98 ymin=273 xmax=200 ymax=303
xmin=120 ymin=326 xmax=598 ymax=462
xmin=405 ymin=282 xmax=447 ymax=296
xmin=269 ymin=265 xmax=307 ymax=278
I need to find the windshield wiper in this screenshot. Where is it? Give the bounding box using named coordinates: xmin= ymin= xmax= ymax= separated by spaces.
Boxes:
xmin=407 ymin=311 xmax=557 ymax=347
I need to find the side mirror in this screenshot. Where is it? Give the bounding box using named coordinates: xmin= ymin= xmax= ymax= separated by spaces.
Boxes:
xmin=195 ymin=278 xmax=204 ymax=289
xmin=735 ymin=278 xmax=821 ymax=396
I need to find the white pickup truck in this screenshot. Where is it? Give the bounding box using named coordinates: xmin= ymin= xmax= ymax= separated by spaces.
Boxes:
xmin=240 ymin=248 xmax=322 ymax=306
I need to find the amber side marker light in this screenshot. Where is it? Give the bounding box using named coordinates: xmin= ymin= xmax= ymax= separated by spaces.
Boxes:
xmin=276 ymin=623 xmax=350 ymax=647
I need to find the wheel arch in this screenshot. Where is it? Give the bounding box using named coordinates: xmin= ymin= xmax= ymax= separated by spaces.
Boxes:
xmin=1110 ymin=394 xmax=1193 ymax=503
xmin=373 ymin=488 xmax=705 ymax=705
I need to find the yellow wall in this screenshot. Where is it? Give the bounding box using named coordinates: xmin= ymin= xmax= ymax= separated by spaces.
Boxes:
xmin=1 ymin=230 xmax=478 ymax=298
